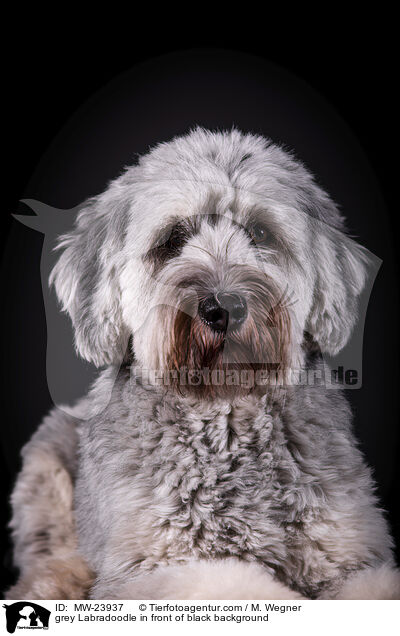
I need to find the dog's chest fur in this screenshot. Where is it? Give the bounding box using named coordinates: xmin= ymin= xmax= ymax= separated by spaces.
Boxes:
xmin=75 ymin=367 xmax=381 ymax=598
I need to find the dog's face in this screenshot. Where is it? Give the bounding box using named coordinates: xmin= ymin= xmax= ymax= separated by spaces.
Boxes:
xmin=50 ymin=129 xmax=370 ymax=399
xmin=133 ymin=209 xmax=294 ymax=398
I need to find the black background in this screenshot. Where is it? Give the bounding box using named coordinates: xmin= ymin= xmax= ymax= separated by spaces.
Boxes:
xmin=1 ymin=32 xmax=398 ymax=595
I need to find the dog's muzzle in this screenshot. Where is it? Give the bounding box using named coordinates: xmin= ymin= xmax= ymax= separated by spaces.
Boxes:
xmin=198 ymin=293 xmax=248 ymax=333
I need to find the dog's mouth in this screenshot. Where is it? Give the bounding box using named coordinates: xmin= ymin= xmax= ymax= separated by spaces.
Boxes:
xmin=163 ymin=289 xmax=290 ymax=399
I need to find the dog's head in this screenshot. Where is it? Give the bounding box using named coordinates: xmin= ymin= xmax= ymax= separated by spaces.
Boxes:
xmin=50 ymin=128 xmax=371 ymax=398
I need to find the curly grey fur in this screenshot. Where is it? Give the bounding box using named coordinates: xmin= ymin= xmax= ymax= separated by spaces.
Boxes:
xmin=76 ymin=365 xmax=394 ymax=599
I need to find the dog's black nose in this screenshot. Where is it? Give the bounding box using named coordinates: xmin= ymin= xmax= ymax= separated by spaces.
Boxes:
xmin=198 ymin=293 xmax=247 ymax=332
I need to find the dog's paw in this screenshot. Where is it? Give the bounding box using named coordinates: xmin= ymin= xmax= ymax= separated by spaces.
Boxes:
xmin=91 ymin=559 xmax=306 ymax=600
xmin=334 ymin=564 xmax=400 ymax=600
xmin=5 ymin=555 xmax=94 ymax=600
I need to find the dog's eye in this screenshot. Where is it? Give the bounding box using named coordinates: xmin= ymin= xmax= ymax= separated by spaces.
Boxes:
xmin=163 ymin=224 xmax=186 ymax=253
xmin=154 ymin=223 xmax=188 ymax=259
xmin=249 ymin=223 xmax=270 ymax=245
xmin=146 ymin=221 xmax=192 ymax=268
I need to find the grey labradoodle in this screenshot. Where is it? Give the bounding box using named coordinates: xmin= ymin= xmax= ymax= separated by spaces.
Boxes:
xmin=7 ymin=129 xmax=400 ymax=599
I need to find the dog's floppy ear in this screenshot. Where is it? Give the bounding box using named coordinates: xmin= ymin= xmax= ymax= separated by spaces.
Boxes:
xmin=49 ymin=189 xmax=130 ymax=366
xmin=306 ymin=217 xmax=376 ymax=356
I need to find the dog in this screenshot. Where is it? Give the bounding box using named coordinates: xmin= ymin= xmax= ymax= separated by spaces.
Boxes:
xmin=6 ymin=128 xmax=400 ymax=599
